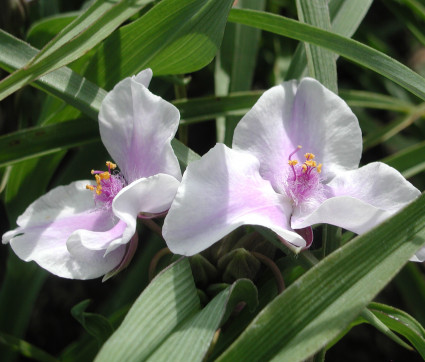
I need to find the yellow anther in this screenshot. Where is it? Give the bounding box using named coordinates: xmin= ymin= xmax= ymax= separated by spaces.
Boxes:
xmin=86 ymin=185 xmax=95 ymax=191
xmin=95 ymin=174 xmax=101 ymax=185
xmin=305 ymin=160 xmax=317 ymax=168
xmin=304 ymin=153 xmax=315 ymax=161
xmin=302 ymin=164 xmax=307 ymax=173
xmin=317 ymin=164 xmax=322 ymax=173
xmin=99 ymin=171 xmax=110 ymax=180
xmin=288 ymin=160 xmax=298 ymax=166
xmin=106 ymin=161 xmax=117 ymax=170
xmin=297 ymin=145 xmax=302 ymax=149
xmin=91 ymin=170 xmax=95 ymax=175
xmin=96 ymin=188 xmax=102 ymax=195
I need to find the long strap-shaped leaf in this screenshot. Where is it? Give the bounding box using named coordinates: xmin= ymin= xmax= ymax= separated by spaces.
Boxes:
xmin=296 ymin=0 xmax=337 ymax=92
xmin=0 ymin=30 xmax=200 ymax=168
xmin=228 ymin=9 xmax=425 ymax=101
xmin=146 ymin=279 xmax=258 ymax=361
xmin=84 ymin=0 xmax=234 ymax=89
xmin=287 ymin=0 xmax=373 ymax=80
xmin=95 ymin=258 xmax=200 ymax=362
xmin=217 ymin=193 xmax=425 ymax=361
xmin=0 ymin=0 xmax=153 ymax=102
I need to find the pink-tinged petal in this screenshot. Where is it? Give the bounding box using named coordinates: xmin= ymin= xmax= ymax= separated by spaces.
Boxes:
xmin=106 ymin=174 xmax=180 ymax=254
xmin=292 ymin=162 xmax=420 ymax=233
xmin=102 ymin=233 xmax=139 ymax=282
xmin=233 ymin=78 xmax=362 ymax=187
xmin=162 ymin=144 xmax=306 ymax=256
xmin=2 ymin=181 xmax=126 ymax=279
xmin=99 ymin=69 xmax=181 ymax=183
xmin=67 ymin=220 xmax=127 ymax=255
xmin=296 ymin=226 xmax=314 ymax=249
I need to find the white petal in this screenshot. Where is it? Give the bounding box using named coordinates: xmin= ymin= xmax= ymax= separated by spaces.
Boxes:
xmin=163 ymin=144 xmax=305 ymax=256
xmin=99 ymin=70 xmax=181 ymax=183
xmin=410 ymin=246 xmax=425 ymax=262
xmin=107 ymin=174 xmax=180 ymax=253
xmin=292 ymin=162 xmax=420 ymax=233
xmin=233 ymin=77 xmax=362 ymax=187
xmin=2 ymin=181 xmax=126 ymax=279
xmin=133 ymin=68 xmax=153 ymax=87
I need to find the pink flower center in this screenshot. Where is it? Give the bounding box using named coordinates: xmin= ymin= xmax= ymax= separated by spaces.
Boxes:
xmin=86 ymin=161 xmax=125 ymax=210
xmin=284 ymin=146 xmax=323 ymax=205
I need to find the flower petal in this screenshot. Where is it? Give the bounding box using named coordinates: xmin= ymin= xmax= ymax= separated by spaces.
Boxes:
xmin=106 ymin=174 xmax=181 ymax=254
xmin=163 ymin=144 xmax=305 ymax=256
xmin=292 ymin=162 xmax=420 ymax=234
xmin=232 ymin=78 xmax=362 ymax=187
xmin=410 ymin=246 xmax=425 ymax=262
xmin=2 ymin=181 xmax=126 ymax=279
xmin=99 ymin=69 xmax=181 ymax=183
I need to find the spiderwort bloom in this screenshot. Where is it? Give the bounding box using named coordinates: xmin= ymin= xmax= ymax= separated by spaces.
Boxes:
xmin=2 ymin=69 xmax=182 ymax=279
xmin=163 ymin=78 xmax=423 ymax=261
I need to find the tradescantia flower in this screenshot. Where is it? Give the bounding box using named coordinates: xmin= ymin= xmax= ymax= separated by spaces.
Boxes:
xmin=163 ymin=78 xmax=424 ymax=261
xmin=2 ymin=69 xmax=182 ymax=279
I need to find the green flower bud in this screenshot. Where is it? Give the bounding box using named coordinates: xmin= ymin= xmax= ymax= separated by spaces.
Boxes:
xmin=217 ymin=248 xmax=261 ymax=283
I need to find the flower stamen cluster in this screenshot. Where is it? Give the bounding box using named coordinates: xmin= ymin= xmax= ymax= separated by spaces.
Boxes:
xmin=285 ymin=146 xmax=324 ymax=206
xmin=86 ymin=161 xmax=125 ymax=210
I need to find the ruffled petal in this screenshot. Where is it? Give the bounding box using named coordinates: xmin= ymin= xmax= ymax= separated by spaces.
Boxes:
xmin=106 ymin=174 xmax=180 ymax=253
xmin=292 ymin=162 xmax=420 ymax=234
xmin=2 ymin=181 xmax=126 ymax=279
xmin=99 ymin=69 xmax=181 ymax=183
xmin=163 ymin=144 xmax=305 ymax=256
xmin=232 ymin=77 xmax=362 ymax=187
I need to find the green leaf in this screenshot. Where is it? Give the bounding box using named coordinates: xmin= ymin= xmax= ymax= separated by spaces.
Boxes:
xmin=215 ymin=0 xmax=265 ymax=144
xmin=363 ymin=104 xmax=425 ymax=151
xmin=0 ymin=330 xmax=58 ymax=362
xmin=0 ymin=29 xmax=106 ymax=120
xmin=85 ymin=0 xmax=234 ymax=90
xmin=176 ymin=91 xmax=262 ymax=124
xmin=95 ymin=258 xmax=200 ymax=361
xmin=217 ymin=194 xmax=425 ymax=361
xmin=71 ymin=300 xmax=114 ymax=346
xmin=382 ymin=140 xmax=425 ymax=178
xmin=0 ymin=0 xmax=152 ymax=102
xmin=286 ymin=0 xmax=373 ymax=80
xmin=0 ymin=119 xmax=98 ymax=168
xmin=0 ymin=254 xmax=47 ymax=362
xmin=369 ymin=302 xmax=425 ymax=358
xmin=0 ymin=90 xmax=268 ymax=168
xmin=339 ymin=89 xmax=414 ymax=112
xmin=228 ymin=9 xmax=425 ymax=101
xmin=26 ymin=12 xmax=79 ymax=48
xmin=147 ymin=279 xmax=258 ymax=361
xmin=360 ymin=308 xmax=413 ymax=351
xmin=328 ymin=0 xmax=372 ymax=38
xmin=0 ymin=30 xmax=200 ymax=169
xmin=296 ymin=0 xmax=337 ymax=92
xmin=394 ymin=263 xmax=425 ymax=326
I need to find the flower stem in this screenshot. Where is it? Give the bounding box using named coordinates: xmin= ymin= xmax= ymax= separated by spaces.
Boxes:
xmin=148 ymin=247 xmax=171 ymax=281
xmin=321 ymin=225 xmax=341 ymax=258
xmin=251 ymin=251 xmax=285 ymax=294
xmin=139 ymin=217 xmax=163 ymax=238
xmin=174 ymin=75 xmax=188 ymax=145
xmin=299 ymin=250 xmax=320 ymax=268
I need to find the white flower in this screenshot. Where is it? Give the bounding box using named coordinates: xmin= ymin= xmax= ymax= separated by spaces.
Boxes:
xmin=163 ymin=78 xmax=422 ymax=261
xmin=2 ymin=69 xmax=181 ymax=279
